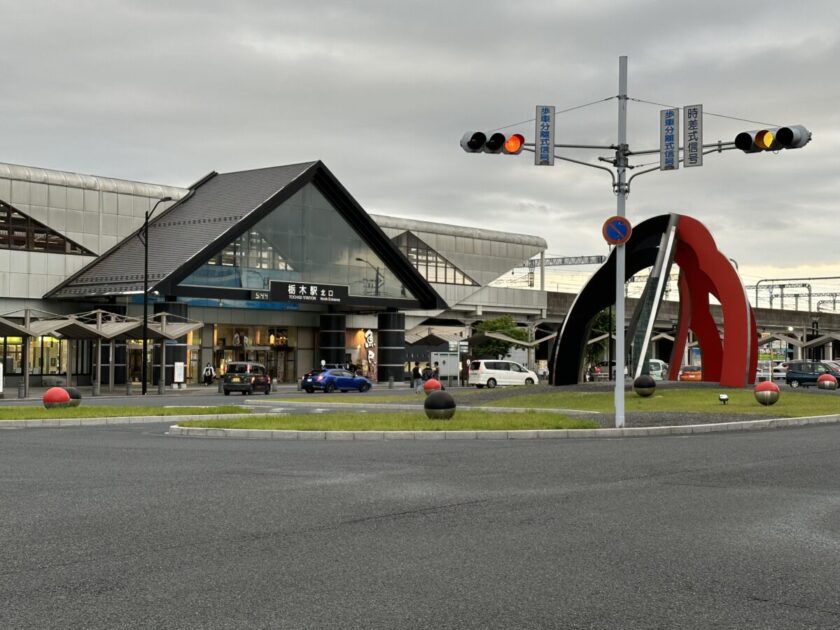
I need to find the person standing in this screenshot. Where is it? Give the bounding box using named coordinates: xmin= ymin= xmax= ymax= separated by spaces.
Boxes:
xmin=412 ymin=362 xmax=422 ymax=393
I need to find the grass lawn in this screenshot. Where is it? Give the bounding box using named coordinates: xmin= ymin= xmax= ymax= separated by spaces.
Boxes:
xmin=0 ymin=405 xmax=248 ymax=421
xmin=489 ymin=388 xmax=840 ymax=417
xmin=177 ymin=410 xmax=599 ymax=432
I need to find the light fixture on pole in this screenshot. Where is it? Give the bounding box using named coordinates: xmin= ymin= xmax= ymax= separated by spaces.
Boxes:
xmin=355 ymin=257 xmax=382 ymax=296
xmin=141 ymin=196 xmax=172 ymax=395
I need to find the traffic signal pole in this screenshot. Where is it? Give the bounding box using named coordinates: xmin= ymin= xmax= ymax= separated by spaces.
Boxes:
xmin=461 ymin=56 xmax=810 ymax=430
xmin=614 ymin=55 xmax=628 ymax=428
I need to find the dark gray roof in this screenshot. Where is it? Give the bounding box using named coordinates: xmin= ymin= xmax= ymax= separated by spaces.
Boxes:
xmin=46 ymin=161 xmax=444 ymax=310
xmin=47 ymin=162 xmax=317 ymax=298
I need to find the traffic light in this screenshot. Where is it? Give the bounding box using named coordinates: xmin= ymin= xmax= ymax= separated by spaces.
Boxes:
xmin=734 ymin=125 xmax=811 ymax=153
xmin=460 ymin=131 xmax=525 ymax=155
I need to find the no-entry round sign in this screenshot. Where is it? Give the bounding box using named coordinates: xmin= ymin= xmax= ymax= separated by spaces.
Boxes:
xmin=602 ymin=215 xmax=632 ymax=245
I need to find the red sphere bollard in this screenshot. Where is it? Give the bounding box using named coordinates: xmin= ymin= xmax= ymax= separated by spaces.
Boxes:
xmin=423 ymin=378 xmax=442 ymax=395
xmin=43 ymin=387 xmax=72 ymax=409
xmin=817 ymin=373 xmax=838 ymax=390
xmin=754 ymin=380 xmax=780 ymax=406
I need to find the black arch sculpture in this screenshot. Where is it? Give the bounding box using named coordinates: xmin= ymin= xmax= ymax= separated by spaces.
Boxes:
xmin=549 ymin=214 xmax=671 ymax=385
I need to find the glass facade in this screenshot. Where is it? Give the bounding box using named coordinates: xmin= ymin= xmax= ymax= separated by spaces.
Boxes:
xmin=0 ymin=201 xmax=95 ymax=255
xmin=181 ymin=184 xmax=414 ymax=301
xmin=212 ymin=324 xmax=298 ymax=382
xmin=392 ymin=232 xmax=477 ymax=286
xmin=0 ymin=336 xmax=80 ymax=378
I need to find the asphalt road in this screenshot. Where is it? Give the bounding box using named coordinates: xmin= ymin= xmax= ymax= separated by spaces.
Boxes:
xmin=2 ymin=423 xmax=840 ymax=629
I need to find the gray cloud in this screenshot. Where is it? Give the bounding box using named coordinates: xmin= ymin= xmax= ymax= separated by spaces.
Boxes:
xmin=1 ymin=0 xmax=838 ymax=277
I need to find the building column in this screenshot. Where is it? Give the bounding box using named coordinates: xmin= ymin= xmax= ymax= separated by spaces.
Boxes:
xmin=154 ymin=302 xmax=189 ymax=387
xmin=319 ymin=314 xmax=346 ymax=365
xmin=377 ymin=312 xmax=405 ymax=384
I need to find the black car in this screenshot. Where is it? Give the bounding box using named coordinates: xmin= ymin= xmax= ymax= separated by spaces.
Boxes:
xmin=784 ymin=361 xmax=840 ymax=388
xmin=223 ymin=361 xmax=271 ymax=395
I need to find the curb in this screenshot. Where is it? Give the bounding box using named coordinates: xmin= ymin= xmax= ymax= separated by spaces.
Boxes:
xmin=0 ymin=413 xmax=255 ymax=429
xmin=167 ymin=414 xmax=840 ymax=440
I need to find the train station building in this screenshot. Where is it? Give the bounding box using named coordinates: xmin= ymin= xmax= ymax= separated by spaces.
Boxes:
xmin=0 ymin=160 xmax=547 ymax=390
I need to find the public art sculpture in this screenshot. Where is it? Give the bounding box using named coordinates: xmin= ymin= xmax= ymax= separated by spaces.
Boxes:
xmin=549 ymin=213 xmax=757 ymax=388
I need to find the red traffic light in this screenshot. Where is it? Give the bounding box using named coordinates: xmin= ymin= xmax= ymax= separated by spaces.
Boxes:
xmin=504 ymin=134 xmax=525 ymax=154
xmin=460 ymin=131 xmax=527 ymax=155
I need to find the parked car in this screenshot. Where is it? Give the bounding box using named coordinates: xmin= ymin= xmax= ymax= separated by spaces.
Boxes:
xmin=784 ymin=361 xmax=840 ymax=388
xmin=756 ymin=364 xmax=788 ymax=381
xmin=597 ymin=360 xmax=629 ymax=378
xmin=468 ymin=360 xmax=539 ymax=389
xmin=223 ymin=361 xmax=271 ymax=395
xmin=301 ymin=368 xmax=372 ymax=393
xmin=677 ymin=365 xmax=703 ymax=382
xmin=647 ymin=359 xmax=668 ymax=381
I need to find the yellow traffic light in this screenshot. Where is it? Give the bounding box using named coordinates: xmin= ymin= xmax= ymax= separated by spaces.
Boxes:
xmin=735 ymin=125 xmax=811 ymax=153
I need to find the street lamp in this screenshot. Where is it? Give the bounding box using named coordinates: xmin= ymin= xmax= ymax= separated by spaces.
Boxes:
xmin=141 ymin=196 xmax=172 ymax=395
xmin=355 ymin=257 xmax=381 ymax=296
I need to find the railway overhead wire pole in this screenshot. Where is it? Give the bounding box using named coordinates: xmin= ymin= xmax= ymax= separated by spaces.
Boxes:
xmin=460 ymin=56 xmax=811 ymax=428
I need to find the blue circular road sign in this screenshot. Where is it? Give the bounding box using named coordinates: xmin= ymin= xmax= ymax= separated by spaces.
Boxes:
xmin=602 ymin=216 xmax=632 ymax=245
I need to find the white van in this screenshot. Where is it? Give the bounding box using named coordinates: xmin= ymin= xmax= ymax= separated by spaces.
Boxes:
xmin=647 ymin=359 xmax=668 ymax=381
xmin=468 ymin=360 xmax=539 ymax=388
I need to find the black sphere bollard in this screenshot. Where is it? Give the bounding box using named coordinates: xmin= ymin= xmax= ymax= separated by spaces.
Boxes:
xmin=424 ymin=390 xmax=456 ymax=420
xmin=633 ymin=374 xmax=656 ymax=397
xmin=63 ymin=387 xmax=83 ymax=408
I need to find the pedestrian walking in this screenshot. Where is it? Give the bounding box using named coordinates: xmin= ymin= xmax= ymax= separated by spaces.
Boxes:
xmin=202 ymin=362 xmax=216 ymax=386
xmin=412 ymin=362 xmax=422 ymax=393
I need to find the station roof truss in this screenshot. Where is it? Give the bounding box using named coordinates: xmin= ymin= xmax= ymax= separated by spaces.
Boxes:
xmin=0 ymin=308 xmax=202 ymax=341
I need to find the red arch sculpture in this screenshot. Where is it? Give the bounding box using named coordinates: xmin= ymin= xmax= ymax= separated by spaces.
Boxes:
xmin=668 ymin=216 xmax=756 ymax=386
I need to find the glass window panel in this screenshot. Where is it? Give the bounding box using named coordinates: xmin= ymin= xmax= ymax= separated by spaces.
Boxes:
xmin=180 ymin=184 xmax=415 ymax=299
xmin=392 ymin=231 xmax=477 ymax=286
xmin=0 ymin=202 xmax=93 ymax=255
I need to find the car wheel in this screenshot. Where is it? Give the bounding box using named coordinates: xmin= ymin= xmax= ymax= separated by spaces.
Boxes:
xmin=223 ymin=389 xmax=230 ymax=396
xmin=487 ymin=378 xmax=497 ymax=389
xmin=525 ymin=378 xmax=535 ymax=385
xmin=789 ymin=380 xmax=800 ymax=388
xmin=305 ymin=387 xmax=314 ymax=394
xmin=324 ymin=382 xmax=335 ymax=393
xmin=359 ymin=382 xmax=371 ymax=393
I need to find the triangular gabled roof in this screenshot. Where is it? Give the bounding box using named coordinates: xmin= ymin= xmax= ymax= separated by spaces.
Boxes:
xmin=47 ymin=161 xmax=443 ymax=310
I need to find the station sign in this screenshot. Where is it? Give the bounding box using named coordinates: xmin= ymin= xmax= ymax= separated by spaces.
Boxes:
xmin=270 ymin=281 xmax=349 ymax=304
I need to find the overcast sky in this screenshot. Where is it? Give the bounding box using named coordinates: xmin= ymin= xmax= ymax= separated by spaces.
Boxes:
xmin=2 ymin=1 xmax=839 ymax=301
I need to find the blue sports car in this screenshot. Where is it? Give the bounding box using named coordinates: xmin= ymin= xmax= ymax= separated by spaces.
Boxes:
xmin=301 ymin=368 xmax=372 ymax=393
